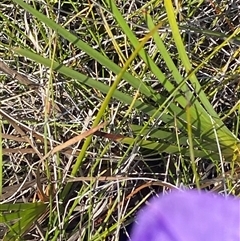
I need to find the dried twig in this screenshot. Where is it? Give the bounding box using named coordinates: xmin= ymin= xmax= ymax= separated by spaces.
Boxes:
xmin=0 ymin=60 xmax=40 ymax=89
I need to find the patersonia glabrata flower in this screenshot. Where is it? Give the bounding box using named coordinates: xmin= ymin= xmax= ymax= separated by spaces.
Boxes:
xmin=131 ymin=190 xmax=240 ymax=241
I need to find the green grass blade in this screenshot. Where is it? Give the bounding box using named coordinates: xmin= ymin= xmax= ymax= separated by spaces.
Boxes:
xmin=12 ymin=0 xmax=157 ymax=101
xmin=163 ymin=0 xmax=239 ymax=155
xmin=1 ymin=202 xmax=47 ymax=241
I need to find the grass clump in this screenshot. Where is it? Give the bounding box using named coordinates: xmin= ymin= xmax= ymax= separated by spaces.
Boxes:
xmin=0 ymin=0 xmax=240 ymax=240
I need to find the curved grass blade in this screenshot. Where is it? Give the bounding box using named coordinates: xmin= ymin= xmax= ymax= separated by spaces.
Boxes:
xmin=12 ymin=0 xmax=159 ymax=102
xmin=105 ymin=0 xmax=239 ymax=158
xmin=163 ymin=0 xmax=239 ymax=157
xmin=1 ymin=202 xmax=48 ymax=241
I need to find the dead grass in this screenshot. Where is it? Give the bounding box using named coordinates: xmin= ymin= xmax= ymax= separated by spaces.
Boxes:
xmin=0 ymin=0 xmax=240 ymax=240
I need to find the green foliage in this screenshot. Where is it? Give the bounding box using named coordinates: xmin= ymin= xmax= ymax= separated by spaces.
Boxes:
xmin=12 ymin=0 xmax=240 ymax=160
xmin=1 ymin=0 xmax=240 ymax=240
xmin=0 ymin=202 xmax=47 ymax=240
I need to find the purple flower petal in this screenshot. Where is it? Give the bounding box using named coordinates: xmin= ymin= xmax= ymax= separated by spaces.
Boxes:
xmin=130 ymin=190 xmax=240 ymax=241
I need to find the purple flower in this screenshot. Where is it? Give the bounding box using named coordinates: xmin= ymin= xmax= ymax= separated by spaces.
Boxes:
xmin=130 ymin=190 xmax=240 ymax=241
